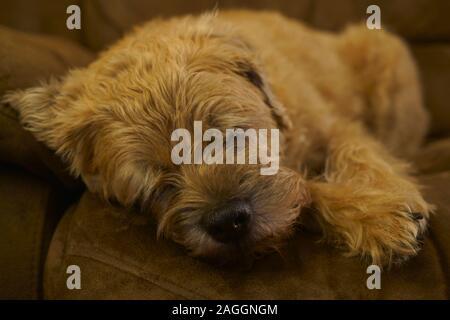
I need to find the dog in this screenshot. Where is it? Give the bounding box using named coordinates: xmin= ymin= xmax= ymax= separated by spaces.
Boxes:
xmin=4 ymin=10 xmax=432 ymax=267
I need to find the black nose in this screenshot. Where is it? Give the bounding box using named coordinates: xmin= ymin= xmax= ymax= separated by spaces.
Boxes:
xmin=203 ymin=200 xmax=252 ymax=243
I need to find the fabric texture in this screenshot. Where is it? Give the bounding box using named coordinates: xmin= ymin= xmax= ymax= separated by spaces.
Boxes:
xmin=44 ymin=172 xmax=450 ymax=299
xmin=0 ymin=25 xmax=92 ymax=187
xmin=0 ymin=26 xmax=92 ymax=299
xmin=0 ymin=166 xmax=71 ymax=299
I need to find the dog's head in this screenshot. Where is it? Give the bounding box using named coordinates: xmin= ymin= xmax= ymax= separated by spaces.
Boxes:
xmin=3 ymin=13 xmax=310 ymax=265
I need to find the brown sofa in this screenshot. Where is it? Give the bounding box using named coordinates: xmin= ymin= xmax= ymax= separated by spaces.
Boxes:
xmin=1 ymin=0 xmax=449 ymax=299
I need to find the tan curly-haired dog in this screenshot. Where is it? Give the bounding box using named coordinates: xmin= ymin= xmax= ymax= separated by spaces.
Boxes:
xmin=4 ymin=10 xmax=431 ymax=267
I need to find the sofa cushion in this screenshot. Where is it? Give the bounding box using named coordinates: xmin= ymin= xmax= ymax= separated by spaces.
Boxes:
xmin=412 ymin=45 xmax=450 ymax=137
xmin=79 ymin=0 xmax=450 ymax=51
xmin=0 ymin=166 xmax=74 ymax=299
xmin=44 ymin=171 xmax=450 ymax=299
xmin=310 ymin=0 xmax=450 ymax=41
xmin=3 ymin=0 xmax=450 ymax=49
xmin=0 ymin=26 xmax=92 ymax=94
xmin=414 ymin=138 xmax=450 ymax=174
xmin=0 ymin=0 xmax=84 ymax=45
xmin=0 ymin=26 xmax=93 ymax=188
xmin=81 ymin=0 xmax=312 ymax=51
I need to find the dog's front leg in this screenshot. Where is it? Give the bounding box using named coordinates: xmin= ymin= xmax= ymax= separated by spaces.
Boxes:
xmin=306 ymin=120 xmax=431 ymax=267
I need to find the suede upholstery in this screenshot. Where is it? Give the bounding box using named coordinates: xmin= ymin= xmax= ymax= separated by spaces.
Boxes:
xmin=0 ymin=0 xmax=449 ymax=299
xmin=44 ymin=173 xmax=450 ymax=299
xmin=0 ymin=26 xmax=91 ymax=298
xmin=0 ymin=166 xmax=71 ymax=299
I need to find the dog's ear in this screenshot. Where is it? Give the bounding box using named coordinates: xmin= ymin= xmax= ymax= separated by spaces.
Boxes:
xmin=3 ymin=80 xmax=161 ymax=205
xmin=2 ymin=79 xmax=96 ymax=182
xmin=234 ymin=60 xmax=292 ymax=130
xmin=3 ymin=79 xmax=65 ymax=150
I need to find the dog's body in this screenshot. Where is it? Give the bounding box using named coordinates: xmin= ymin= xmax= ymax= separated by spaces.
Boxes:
xmin=5 ymin=10 xmax=431 ymax=266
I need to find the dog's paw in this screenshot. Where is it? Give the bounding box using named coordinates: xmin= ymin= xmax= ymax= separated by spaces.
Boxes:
xmin=365 ymin=208 xmax=429 ymax=266
xmin=310 ymin=180 xmax=432 ymax=267
xmin=346 ymin=190 xmax=432 ymax=267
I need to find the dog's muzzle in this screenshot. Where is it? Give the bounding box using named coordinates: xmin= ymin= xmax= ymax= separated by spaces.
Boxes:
xmin=202 ymin=199 xmax=252 ymax=243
